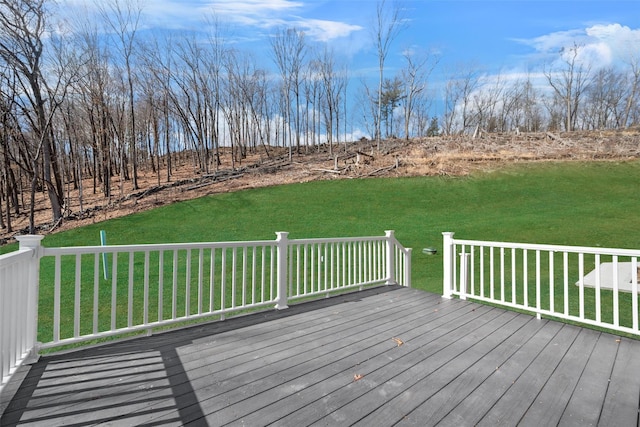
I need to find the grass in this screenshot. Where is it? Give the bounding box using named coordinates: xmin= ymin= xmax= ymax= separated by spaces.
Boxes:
xmin=34 ymin=160 xmax=640 ymax=291
xmin=4 ymin=160 xmax=640 ymax=344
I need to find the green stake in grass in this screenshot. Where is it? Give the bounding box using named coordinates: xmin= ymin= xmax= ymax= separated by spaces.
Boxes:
xmin=100 ymin=230 xmax=110 ymax=280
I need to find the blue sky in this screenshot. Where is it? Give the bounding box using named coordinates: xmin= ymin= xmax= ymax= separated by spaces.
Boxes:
xmin=106 ymin=0 xmax=640 ymax=72
xmin=60 ymin=0 xmax=640 ymax=120
xmin=63 ymin=1 xmax=640 ymax=70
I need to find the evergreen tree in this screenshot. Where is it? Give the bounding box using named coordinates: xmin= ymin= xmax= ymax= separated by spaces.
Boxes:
xmin=427 ymin=117 xmax=440 ymax=137
xmin=381 ymin=77 xmax=404 ymax=137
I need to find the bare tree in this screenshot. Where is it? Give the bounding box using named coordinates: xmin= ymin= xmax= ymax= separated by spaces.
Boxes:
xmin=73 ymin=19 xmax=117 ymax=198
xmin=0 ymin=0 xmax=68 ymax=230
xmin=167 ymin=34 xmax=220 ymax=173
xmin=470 ymin=73 xmax=505 ymax=133
xmin=582 ymin=67 xmax=625 ymax=129
xmin=270 ymin=27 xmax=307 ymax=159
xmin=317 ymin=47 xmax=341 ymax=155
xmin=541 ymin=90 xmax=565 ymax=131
xmin=371 ymin=0 xmax=406 ymax=148
xmin=517 ymin=76 xmax=542 ymax=132
xmin=622 ymin=53 xmax=640 ymax=128
xmin=442 ymin=63 xmax=480 ymax=135
xmin=544 ymin=43 xmax=592 ymax=131
xmin=303 ymin=58 xmax=321 ymax=150
xmin=0 ymin=65 xmax=20 ymax=232
xmin=400 ymin=48 xmax=438 ymax=139
xmin=223 ymin=49 xmax=272 ymax=163
xmin=100 ymin=0 xmax=143 ymax=189
xmin=355 ymin=78 xmax=379 ymax=141
xmin=138 ymin=33 xmax=175 ymax=182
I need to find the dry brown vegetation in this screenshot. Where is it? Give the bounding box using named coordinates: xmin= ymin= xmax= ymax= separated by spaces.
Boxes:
xmin=3 ymin=129 xmax=639 ymax=245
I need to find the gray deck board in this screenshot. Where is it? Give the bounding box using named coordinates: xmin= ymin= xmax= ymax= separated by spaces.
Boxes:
xmin=476 ymin=323 xmax=582 ymax=426
xmin=321 ymin=310 xmax=523 ymax=426
xmin=558 ymin=332 xmax=620 ymax=426
xmin=248 ymin=299 xmax=485 ymax=426
xmin=517 ymin=327 xmax=600 ymax=427
xmin=432 ymin=319 xmax=563 ymax=427
xmin=599 ymin=337 xmax=640 ymax=426
xmin=393 ymin=313 xmax=548 ymax=426
xmin=2 ymin=285 xmax=640 ymax=426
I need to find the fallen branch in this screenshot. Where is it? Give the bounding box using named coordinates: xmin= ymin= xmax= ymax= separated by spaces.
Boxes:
xmin=184 ymin=173 xmax=244 ymax=191
xmin=49 ymin=215 xmax=65 ymax=233
xmin=134 ymin=185 xmax=164 ymax=200
xmin=367 ymin=164 xmax=397 ymax=176
xmin=356 ymin=150 xmax=375 ymax=159
xmin=313 ymin=168 xmax=342 ymax=174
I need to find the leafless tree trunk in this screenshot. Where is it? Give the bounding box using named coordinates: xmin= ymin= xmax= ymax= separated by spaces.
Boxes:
xmin=0 ymin=0 xmax=66 ymax=229
xmin=442 ymin=64 xmax=480 ymax=135
xmin=401 ymin=49 xmax=439 ymax=139
xmin=371 ymin=0 xmax=406 ymax=149
xmin=317 ymin=47 xmax=344 ymax=156
xmin=100 ymin=0 xmax=142 ymax=190
xmin=622 ymin=54 xmax=640 ymax=128
xmin=271 ymin=27 xmax=306 ymax=159
xmin=470 ymin=73 xmax=505 ymax=132
xmin=582 ymin=67 xmax=625 ymax=129
xmin=0 ymin=74 xmax=14 ymax=231
xmin=544 ymin=43 xmax=592 ymax=131
xmin=355 ymin=78 xmax=379 ymax=141
xmin=520 ymin=77 xmax=542 ymax=132
xmin=74 ymin=20 xmax=115 ymax=198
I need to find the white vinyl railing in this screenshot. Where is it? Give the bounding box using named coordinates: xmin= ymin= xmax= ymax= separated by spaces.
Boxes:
xmin=288 ymin=232 xmax=411 ymax=301
xmin=1 ymin=231 xmax=410 ymax=393
xmin=0 ymin=236 xmax=42 ymax=393
xmin=443 ymin=232 xmax=640 ymax=336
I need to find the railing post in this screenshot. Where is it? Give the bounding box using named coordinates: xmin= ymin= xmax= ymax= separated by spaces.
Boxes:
xmin=15 ymin=235 xmax=44 ymax=360
xmin=385 ymin=230 xmax=397 ymax=285
xmin=275 ymin=232 xmax=289 ymax=310
xmin=442 ymin=232 xmax=455 ymax=298
xmin=459 ymin=251 xmax=469 ymax=300
xmin=405 ymin=248 xmax=412 ymax=288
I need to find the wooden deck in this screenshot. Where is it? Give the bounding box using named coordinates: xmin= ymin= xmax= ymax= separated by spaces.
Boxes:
xmin=2 ymin=285 xmax=640 ymax=426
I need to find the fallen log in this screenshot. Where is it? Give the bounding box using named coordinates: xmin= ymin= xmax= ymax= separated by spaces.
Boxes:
xmin=367 ymin=164 xmax=396 ymax=176
xmin=184 ymin=173 xmax=244 ymax=191
xmin=313 ymin=168 xmax=342 ymax=174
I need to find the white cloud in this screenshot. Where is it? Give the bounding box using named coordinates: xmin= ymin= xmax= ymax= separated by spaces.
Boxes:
xmin=573 ymin=41 xmax=612 ymax=67
xmin=208 ymin=0 xmax=304 ymax=15
xmin=288 ymin=18 xmax=362 ymax=42
xmin=56 ymin=0 xmax=363 ymax=48
xmin=585 ymin=23 xmax=640 ymax=60
xmin=515 ymin=29 xmax=585 ymax=54
xmin=201 ymin=0 xmax=362 ymax=42
xmin=515 ymin=23 xmax=640 ymax=69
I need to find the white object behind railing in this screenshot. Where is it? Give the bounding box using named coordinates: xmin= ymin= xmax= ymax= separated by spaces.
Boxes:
xmin=1 ymin=230 xmax=410 ymax=393
xmin=443 ymin=232 xmax=640 ymax=336
xmin=0 ymin=236 xmax=42 ymax=394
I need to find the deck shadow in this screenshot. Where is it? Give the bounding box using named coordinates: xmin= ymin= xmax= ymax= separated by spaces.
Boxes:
xmin=1 ymin=285 xmax=398 ymax=426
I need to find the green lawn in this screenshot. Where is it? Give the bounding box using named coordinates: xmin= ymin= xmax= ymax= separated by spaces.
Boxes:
xmin=10 ymin=159 xmax=637 ymax=295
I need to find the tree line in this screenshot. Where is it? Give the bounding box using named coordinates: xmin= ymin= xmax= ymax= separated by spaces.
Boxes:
xmin=1 ymin=0 xmax=639 ymax=234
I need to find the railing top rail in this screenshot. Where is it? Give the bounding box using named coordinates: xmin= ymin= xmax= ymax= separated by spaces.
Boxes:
xmin=41 ymin=235 xmax=399 ymax=256
xmin=290 ymin=235 xmax=389 ymax=245
xmin=41 ymin=239 xmax=278 ymax=256
xmin=0 ymin=248 xmax=34 ymax=265
xmin=452 ymin=238 xmax=640 ymax=257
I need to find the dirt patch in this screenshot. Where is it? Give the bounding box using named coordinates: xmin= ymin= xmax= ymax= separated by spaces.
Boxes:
xmin=2 ymin=130 xmax=639 ymax=245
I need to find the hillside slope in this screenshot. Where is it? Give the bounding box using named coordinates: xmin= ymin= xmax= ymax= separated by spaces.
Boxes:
xmin=2 ymin=130 xmax=638 ymax=244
